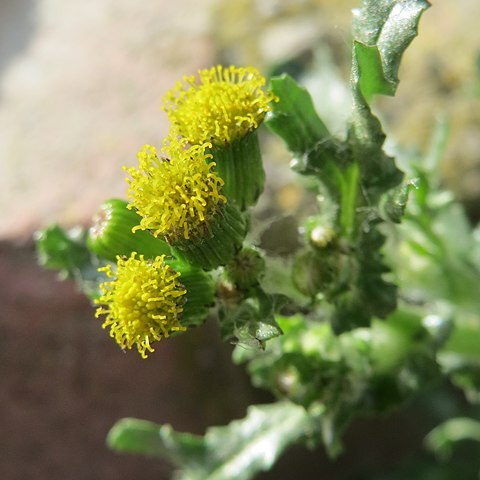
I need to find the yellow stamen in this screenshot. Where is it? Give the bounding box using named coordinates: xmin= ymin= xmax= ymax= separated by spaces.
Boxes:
xmin=94 ymin=252 xmax=186 ymax=358
xmin=161 ymin=65 xmax=276 ymax=145
xmin=125 ymin=140 xmax=226 ymax=241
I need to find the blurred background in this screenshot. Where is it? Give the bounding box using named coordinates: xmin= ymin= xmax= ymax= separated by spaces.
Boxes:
xmin=1 ymin=0 xmax=480 ymax=478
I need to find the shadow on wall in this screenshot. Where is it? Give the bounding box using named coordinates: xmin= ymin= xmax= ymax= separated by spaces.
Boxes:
xmin=0 ymin=0 xmax=38 ymax=96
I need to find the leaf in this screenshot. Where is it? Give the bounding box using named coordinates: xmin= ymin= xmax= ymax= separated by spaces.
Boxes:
xmin=35 ymin=225 xmax=90 ymax=275
xmin=353 ymin=42 xmax=395 ymax=102
xmin=201 ymin=402 xmax=310 ymax=480
xmin=425 ymin=417 xmax=480 ymax=460
xmin=35 ymin=224 xmax=105 ymax=299
xmin=380 ymin=179 xmax=417 ymax=223
xmin=107 ymin=419 xmax=206 ymax=465
xmin=349 ymin=0 xmax=429 ymax=197
xmin=442 ymin=326 xmax=480 ymax=361
xmin=265 ymin=74 xmax=330 ymax=157
xmin=352 ymin=0 xmax=431 ymax=97
xmin=348 ymin=84 xmax=402 ymax=198
xmin=108 ymin=402 xmax=311 ymax=480
xmin=261 ymin=256 xmax=311 ymax=307
xmin=218 ymin=294 xmax=282 ymax=349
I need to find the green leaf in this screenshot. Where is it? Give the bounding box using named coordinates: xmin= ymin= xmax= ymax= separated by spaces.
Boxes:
xmin=35 ymin=224 xmax=106 ymax=299
xmin=201 ymin=402 xmax=310 ymax=480
xmin=35 ymin=225 xmax=90 ymax=275
xmin=108 ymin=402 xmax=311 ymax=480
xmin=425 ymin=417 xmax=480 ymax=460
xmin=266 ymin=74 xmax=330 ymax=157
xmin=380 ymin=179 xmax=417 ymax=223
xmin=218 ymin=293 xmax=282 ymax=349
xmin=352 ymin=0 xmax=431 ymax=97
xmin=349 ymin=62 xmax=403 ymax=198
xmin=261 ymin=256 xmax=311 ymax=307
xmin=353 ymin=42 xmax=395 ymax=102
xmin=107 ymin=419 xmax=206 ymax=465
xmin=442 ymin=326 xmax=480 ymax=361
xmin=443 ymin=358 xmax=480 ymax=404
xmin=349 ymin=0 xmax=429 ymax=197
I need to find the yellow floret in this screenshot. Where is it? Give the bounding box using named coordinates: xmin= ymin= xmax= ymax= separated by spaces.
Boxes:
xmin=125 ymin=141 xmax=226 ymax=241
xmin=94 ymin=252 xmax=187 ymax=358
xmin=161 ymin=65 xmax=276 ymax=145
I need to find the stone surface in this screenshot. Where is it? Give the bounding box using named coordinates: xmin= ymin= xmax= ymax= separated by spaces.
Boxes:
xmin=0 ymin=0 xmax=215 ymax=240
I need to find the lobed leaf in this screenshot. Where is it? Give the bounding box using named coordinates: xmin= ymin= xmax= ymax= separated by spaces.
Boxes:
xmin=266 ymin=74 xmax=330 ymax=157
xmin=352 ymin=0 xmax=431 ymax=98
xmin=349 ymin=0 xmax=430 ymax=198
xmin=35 ymin=225 xmax=105 ymax=299
xmin=353 ymin=42 xmax=395 ymax=102
xmin=108 ymin=402 xmax=311 ymax=480
xmin=107 ymin=419 xmax=206 ymax=465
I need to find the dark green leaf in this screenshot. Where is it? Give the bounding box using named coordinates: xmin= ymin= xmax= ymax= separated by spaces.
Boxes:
xmin=352 ymin=0 xmax=431 ymax=97
xmin=380 ymin=180 xmax=417 ymax=223
xmin=219 ymin=294 xmax=282 ymax=349
xmin=348 ymin=72 xmax=403 ymax=199
xmin=354 ymin=42 xmax=395 ymax=101
xmin=266 ymin=74 xmax=330 ymax=157
xmin=349 ymin=0 xmax=429 ymax=197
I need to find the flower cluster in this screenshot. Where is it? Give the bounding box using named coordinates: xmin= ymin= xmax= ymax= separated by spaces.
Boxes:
xmin=91 ymin=64 xmax=274 ymax=357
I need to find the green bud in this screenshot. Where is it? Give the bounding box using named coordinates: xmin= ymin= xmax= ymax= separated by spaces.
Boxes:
xmin=225 ymin=247 xmax=266 ymax=291
xmin=303 ymin=216 xmax=336 ymax=249
xmin=171 ymin=201 xmax=247 ymax=271
xmin=167 ymin=260 xmax=215 ymax=328
xmin=210 ymin=130 xmax=265 ymax=211
xmin=87 ymin=199 xmax=171 ymax=262
xmin=292 ymin=249 xmax=337 ymax=298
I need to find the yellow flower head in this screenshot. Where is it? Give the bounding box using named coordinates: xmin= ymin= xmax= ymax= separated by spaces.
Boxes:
xmin=161 ymin=65 xmax=276 ymax=145
xmin=125 ymin=140 xmax=226 ymax=241
xmin=95 ymin=252 xmax=187 ymax=358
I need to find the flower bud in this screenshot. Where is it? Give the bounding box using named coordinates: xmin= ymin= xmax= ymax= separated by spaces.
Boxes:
xmin=87 ymin=199 xmax=171 ymax=262
xmin=225 ymin=247 xmax=266 ymax=291
xmin=292 ymin=249 xmax=337 ymax=298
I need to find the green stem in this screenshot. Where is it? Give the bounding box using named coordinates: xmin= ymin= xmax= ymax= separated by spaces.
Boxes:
xmin=442 ymin=324 xmax=480 ymax=360
xmin=339 ymin=162 xmax=360 ymax=240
